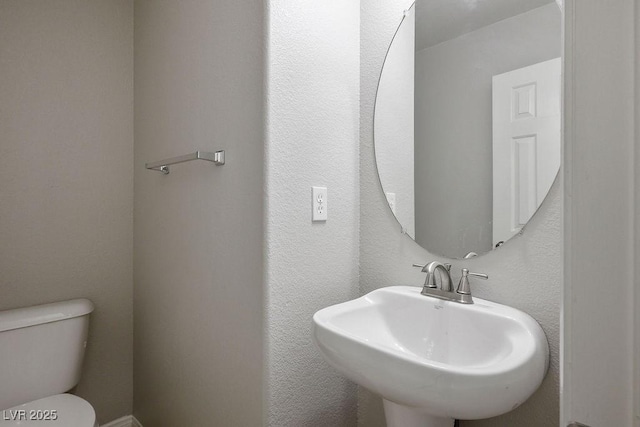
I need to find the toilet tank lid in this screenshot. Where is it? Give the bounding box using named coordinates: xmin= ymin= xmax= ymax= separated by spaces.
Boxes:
xmin=0 ymin=299 xmax=94 ymax=333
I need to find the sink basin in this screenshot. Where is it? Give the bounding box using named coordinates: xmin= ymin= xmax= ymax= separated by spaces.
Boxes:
xmin=312 ymin=286 xmax=548 ymax=426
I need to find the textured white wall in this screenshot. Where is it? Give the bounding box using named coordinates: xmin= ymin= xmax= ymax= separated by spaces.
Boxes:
xmin=133 ymin=1 xmax=264 ymax=425
xmin=0 ymin=1 xmax=133 ymax=424
xmin=414 ymin=4 xmax=560 ymax=257
xmin=361 ymin=0 xmax=560 ymax=425
xmin=374 ymin=6 xmax=415 ymax=238
xmin=265 ymin=1 xmax=360 ymax=425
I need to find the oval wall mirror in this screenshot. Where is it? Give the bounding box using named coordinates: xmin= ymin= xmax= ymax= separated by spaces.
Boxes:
xmin=374 ymin=0 xmax=562 ymax=259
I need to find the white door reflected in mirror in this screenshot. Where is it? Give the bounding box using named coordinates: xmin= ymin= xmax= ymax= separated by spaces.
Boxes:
xmin=373 ymin=0 xmax=562 ymax=259
xmin=492 ymin=58 xmax=561 ymax=246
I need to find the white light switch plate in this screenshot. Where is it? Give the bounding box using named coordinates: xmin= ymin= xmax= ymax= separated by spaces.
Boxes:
xmin=312 ymin=186 xmax=327 ymax=222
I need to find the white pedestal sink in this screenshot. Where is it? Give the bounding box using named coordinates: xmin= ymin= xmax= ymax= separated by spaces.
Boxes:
xmin=312 ymin=286 xmax=549 ymax=427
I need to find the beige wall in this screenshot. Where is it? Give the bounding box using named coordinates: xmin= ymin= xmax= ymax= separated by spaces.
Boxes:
xmin=0 ymin=1 xmax=134 ymax=424
xmin=360 ymin=1 xmax=560 ymax=425
xmin=133 ymin=1 xmax=264 ymax=425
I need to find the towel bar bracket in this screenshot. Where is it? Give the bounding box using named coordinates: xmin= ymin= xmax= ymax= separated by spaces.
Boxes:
xmin=145 ymin=150 xmax=225 ymax=174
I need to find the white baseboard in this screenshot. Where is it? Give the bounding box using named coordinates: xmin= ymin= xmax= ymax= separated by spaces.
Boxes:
xmin=100 ymin=415 xmax=143 ymax=427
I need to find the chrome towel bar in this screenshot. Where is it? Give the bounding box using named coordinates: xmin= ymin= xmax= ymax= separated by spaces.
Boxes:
xmin=145 ymin=150 xmax=225 ymax=174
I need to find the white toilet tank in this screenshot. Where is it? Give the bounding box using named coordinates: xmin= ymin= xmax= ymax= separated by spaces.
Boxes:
xmin=0 ymin=299 xmax=94 ymax=410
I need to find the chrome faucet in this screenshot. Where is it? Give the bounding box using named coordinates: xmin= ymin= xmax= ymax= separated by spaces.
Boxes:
xmin=413 ymin=263 xmax=488 ymax=304
xmin=412 ymin=261 xmax=453 ymax=292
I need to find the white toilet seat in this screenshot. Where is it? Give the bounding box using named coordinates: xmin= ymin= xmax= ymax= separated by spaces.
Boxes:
xmin=0 ymin=394 xmax=97 ymax=427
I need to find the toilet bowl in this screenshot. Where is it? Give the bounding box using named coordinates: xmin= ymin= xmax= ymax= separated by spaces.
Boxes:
xmin=0 ymin=299 xmax=98 ymax=427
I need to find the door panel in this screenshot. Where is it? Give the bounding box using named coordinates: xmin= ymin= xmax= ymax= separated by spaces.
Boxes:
xmin=492 ymin=57 xmax=561 ymax=246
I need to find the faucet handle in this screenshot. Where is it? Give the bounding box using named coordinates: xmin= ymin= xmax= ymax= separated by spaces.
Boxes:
xmin=412 ymin=262 xmax=451 ymax=271
xmin=412 ymin=263 xmax=436 ymax=288
xmin=468 ymin=271 xmax=488 ymax=280
xmin=412 ymin=263 xmax=451 ymax=272
xmin=456 ymin=268 xmax=488 ymax=295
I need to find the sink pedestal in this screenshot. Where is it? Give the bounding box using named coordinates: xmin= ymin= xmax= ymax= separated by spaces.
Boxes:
xmin=383 ymin=400 xmax=454 ymax=427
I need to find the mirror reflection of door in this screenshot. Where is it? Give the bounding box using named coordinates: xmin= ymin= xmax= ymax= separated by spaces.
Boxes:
xmin=492 ymin=58 xmax=561 ymax=247
xmin=373 ymin=0 xmax=561 ymax=259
